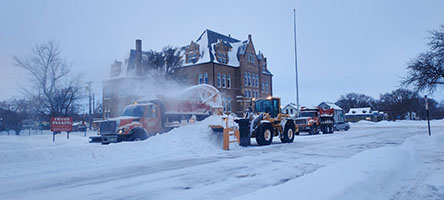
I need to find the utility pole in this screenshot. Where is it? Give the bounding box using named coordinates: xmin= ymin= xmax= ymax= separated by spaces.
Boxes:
xmin=293 ymin=8 xmax=300 ymax=114
xmin=86 ymin=81 xmax=93 ymax=115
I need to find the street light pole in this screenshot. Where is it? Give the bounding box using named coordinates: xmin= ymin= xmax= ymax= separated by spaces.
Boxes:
xmin=293 ymin=8 xmax=300 ymax=114
xmin=425 ymin=95 xmax=431 ymax=136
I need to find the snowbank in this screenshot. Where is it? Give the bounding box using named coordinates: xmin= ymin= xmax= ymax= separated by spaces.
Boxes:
xmin=233 ymin=133 xmax=443 ymax=200
xmin=351 ymin=119 xmax=444 ymax=128
xmin=0 ymin=115 xmax=232 ymax=177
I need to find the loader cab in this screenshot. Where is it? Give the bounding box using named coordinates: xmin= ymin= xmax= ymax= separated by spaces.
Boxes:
xmin=253 ymin=97 xmax=281 ymax=118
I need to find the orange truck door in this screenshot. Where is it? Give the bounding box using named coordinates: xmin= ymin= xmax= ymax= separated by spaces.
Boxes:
xmin=143 ymin=104 xmax=162 ymax=134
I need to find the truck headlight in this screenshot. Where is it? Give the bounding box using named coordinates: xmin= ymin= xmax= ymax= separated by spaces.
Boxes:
xmin=118 ymin=127 xmax=127 ymax=134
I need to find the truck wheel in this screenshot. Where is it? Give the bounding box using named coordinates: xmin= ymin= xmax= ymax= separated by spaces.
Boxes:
xmin=309 ymin=124 xmax=318 ymax=135
xmin=256 ymin=124 xmax=273 ymax=146
xmin=321 ymin=125 xmax=328 ymax=134
xmin=329 ymin=125 xmax=335 ymax=133
xmin=129 ymin=128 xmax=148 ymax=141
xmin=280 ymin=124 xmax=295 ymax=143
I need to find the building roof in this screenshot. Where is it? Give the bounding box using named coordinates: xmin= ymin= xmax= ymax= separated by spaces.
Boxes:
xmin=283 ymin=103 xmax=298 ymax=110
xmin=319 ymin=102 xmax=343 ymax=110
xmin=180 ymin=29 xmax=273 ymax=76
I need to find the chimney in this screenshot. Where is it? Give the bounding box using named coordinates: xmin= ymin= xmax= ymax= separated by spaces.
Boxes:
xmin=136 ymin=39 xmax=142 ymax=51
xmin=135 ymin=39 xmax=142 ymax=76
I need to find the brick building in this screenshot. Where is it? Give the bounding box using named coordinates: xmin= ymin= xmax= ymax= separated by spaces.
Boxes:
xmin=102 ymin=29 xmax=273 ymax=118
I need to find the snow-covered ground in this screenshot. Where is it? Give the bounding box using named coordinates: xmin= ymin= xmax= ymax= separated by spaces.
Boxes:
xmin=0 ymin=118 xmax=443 ymax=200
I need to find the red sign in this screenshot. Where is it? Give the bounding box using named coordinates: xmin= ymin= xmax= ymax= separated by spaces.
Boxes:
xmin=51 ymin=117 xmax=73 ymax=132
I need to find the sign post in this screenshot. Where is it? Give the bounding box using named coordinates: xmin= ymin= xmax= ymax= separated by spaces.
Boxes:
xmin=50 ymin=117 xmax=73 ymax=142
xmin=425 ymin=95 xmax=431 ymax=136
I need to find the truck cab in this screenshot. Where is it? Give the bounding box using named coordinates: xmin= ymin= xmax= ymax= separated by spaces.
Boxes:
xmin=90 ymin=103 xmax=162 ymax=144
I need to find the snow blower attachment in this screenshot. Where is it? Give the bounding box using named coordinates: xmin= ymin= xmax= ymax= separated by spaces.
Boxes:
xmin=90 ymin=84 xmax=223 ymax=144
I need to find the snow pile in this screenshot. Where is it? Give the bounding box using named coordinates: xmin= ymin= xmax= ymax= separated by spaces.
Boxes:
xmin=351 ymin=119 xmax=444 ymax=128
xmin=131 ymin=115 xmax=226 ymax=158
xmin=234 ymin=133 xmax=443 ymax=200
xmin=0 ymin=115 xmax=233 ymax=177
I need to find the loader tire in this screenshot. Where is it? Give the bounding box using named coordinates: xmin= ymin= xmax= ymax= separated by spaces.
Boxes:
xmin=280 ymin=123 xmax=295 ymax=143
xmin=256 ymin=124 xmax=273 ymax=146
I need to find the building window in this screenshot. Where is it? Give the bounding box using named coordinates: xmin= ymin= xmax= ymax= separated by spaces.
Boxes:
xmin=187 ymin=53 xmax=198 ymax=63
xmin=265 ymin=81 xmax=269 ymax=93
xmin=204 ymin=73 xmax=208 ymax=84
xmin=262 ymin=63 xmax=266 ymax=72
xmin=251 ymin=73 xmax=255 ymax=87
xmin=244 ymin=90 xmax=248 ymax=97
xmin=227 ymin=97 xmax=232 ymax=112
xmin=244 ymin=73 xmax=248 ymax=86
xmin=290 ymin=109 xmax=293 ymax=114
xmin=247 ymin=90 xmax=251 ymax=98
xmin=248 ymin=53 xmax=255 ymax=63
xmin=256 ymin=74 xmax=259 ymax=88
xmin=227 ymin=75 xmax=231 ymax=89
xmin=217 ymin=73 xmax=221 ymax=88
xmin=248 ymin=72 xmax=251 ymax=86
xmin=262 ymin=81 xmax=265 ymax=93
xmin=198 ymin=73 xmax=203 ymax=84
xmin=217 ymin=53 xmax=227 ymax=64
xmin=222 ymin=97 xmax=226 ymax=112
xmin=222 ymin=74 xmax=226 ymax=88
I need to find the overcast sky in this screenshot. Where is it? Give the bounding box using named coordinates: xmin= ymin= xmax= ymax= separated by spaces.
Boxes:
xmin=1 ymin=0 xmax=443 ymax=108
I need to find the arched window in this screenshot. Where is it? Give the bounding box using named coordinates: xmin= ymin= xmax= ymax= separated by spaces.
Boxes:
xmin=244 ymin=73 xmax=248 ymax=86
xmin=217 ymin=73 xmax=221 ymax=88
xmin=227 ymin=75 xmax=231 ymax=89
xmin=204 ymin=73 xmax=208 ymax=84
xmin=222 ymin=74 xmax=226 ymax=88
xmin=198 ymin=73 xmax=203 ymax=84
xmin=248 ymin=72 xmax=251 ymax=86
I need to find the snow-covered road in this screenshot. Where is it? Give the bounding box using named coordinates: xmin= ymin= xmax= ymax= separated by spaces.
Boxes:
xmin=0 ymin=119 xmax=443 ymax=200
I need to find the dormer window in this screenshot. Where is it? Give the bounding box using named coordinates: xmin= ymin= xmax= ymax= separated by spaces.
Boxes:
xmin=217 ymin=53 xmax=227 ymax=64
xmin=186 ymin=41 xmax=200 ymax=64
xmin=187 ymin=53 xmax=198 ymax=63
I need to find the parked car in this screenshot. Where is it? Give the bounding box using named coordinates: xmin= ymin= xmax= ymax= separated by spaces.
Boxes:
xmin=334 ymin=122 xmax=350 ymax=131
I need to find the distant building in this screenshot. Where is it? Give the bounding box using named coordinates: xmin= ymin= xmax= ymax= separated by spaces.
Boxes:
xmin=282 ymin=103 xmax=298 ymax=117
xmin=345 ymin=107 xmax=384 ymax=122
xmin=102 ymin=29 xmax=273 ymax=118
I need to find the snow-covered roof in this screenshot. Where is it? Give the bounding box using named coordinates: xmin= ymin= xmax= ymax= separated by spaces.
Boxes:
xmin=179 ymin=29 xmax=273 ymax=75
xmin=319 ymin=102 xmax=343 ymax=110
xmin=283 ymin=103 xmax=298 ymax=110
xmin=347 ymin=107 xmax=372 ymax=115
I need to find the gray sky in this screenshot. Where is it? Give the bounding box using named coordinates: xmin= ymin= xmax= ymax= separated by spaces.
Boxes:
xmin=1 ymin=0 xmax=443 ymax=108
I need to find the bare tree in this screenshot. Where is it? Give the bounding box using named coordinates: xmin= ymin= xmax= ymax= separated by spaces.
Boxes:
xmin=403 ymin=25 xmax=444 ymax=92
xmin=13 ymin=40 xmax=83 ymax=117
xmin=335 ymin=93 xmax=377 ymax=113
